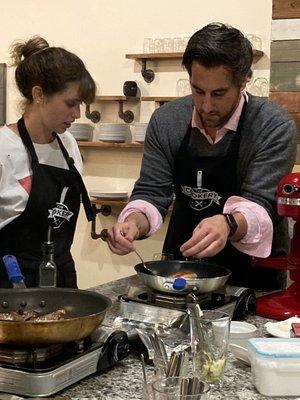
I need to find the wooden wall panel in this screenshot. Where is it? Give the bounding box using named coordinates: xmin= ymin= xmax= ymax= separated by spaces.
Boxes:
xmin=271 ymin=19 xmax=300 ymax=40
xmin=273 ymin=0 xmax=300 ymax=19
xmin=271 ymin=40 xmax=300 ymax=61
xmin=292 ymin=113 xmax=300 ymax=143
xmin=296 ymin=144 xmax=300 ymax=164
xmin=269 ymin=92 xmax=300 ymax=112
xmin=270 ymin=62 xmax=300 ymax=91
xmin=0 ymin=64 xmax=6 ymax=126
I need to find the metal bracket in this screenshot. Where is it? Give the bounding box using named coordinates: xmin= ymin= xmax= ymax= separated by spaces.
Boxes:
xmin=141 ymin=59 xmax=155 ymax=83
xmin=91 ymin=204 xmax=112 ymax=240
xmin=85 ymin=104 xmax=101 ymax=123
xmin=118 ymin=100 xmax=134 ymax=123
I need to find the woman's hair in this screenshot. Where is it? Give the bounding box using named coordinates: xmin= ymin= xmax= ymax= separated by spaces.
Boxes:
xmin=182 ymin=23 xmax=253 ymax=86
xmin=10 ymin=36 xmax=96 ymax=104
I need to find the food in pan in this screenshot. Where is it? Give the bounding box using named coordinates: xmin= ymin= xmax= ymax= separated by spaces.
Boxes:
xmin=169 ymin=271 xmax=198 ymax=280
xmin=0 ymin=309 xmax=66 ymax=322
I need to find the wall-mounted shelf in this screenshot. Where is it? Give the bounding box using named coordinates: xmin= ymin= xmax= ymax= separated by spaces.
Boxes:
xmin=77 ymin=141 xmax=143 ymax=148
xmin=141 ymin=96 xmax=178 ymax=106
xmin=126 ymin=50 xmax=264 ymax=82
xmin=94 ymin=95 xmax=139 ymax=123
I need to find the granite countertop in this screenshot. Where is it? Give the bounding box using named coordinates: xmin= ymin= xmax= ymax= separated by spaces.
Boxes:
xmin=56 ymin=275 xmax=291 ymax=400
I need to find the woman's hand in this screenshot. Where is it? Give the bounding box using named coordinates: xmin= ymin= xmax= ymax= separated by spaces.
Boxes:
xmin=180 ymin=215 xmax=230 ymax=259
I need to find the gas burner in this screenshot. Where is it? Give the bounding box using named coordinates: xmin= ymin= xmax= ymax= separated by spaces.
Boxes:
xmin=119 ymin=285 xmax=256 ymax=321
xmin=0 ymin=337 xmax=92 ymax=369
xmin=0 ymin=329 xmax=133 ymax=397
xmin=133 ymin=289 xmax=228 ymax=310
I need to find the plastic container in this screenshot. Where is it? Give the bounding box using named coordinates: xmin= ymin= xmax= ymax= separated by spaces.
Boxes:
xmin=247 ymin=338 xmax=300 ymax=396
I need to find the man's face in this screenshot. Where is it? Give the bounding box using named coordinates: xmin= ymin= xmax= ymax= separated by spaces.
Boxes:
xmin=190 ymin=62 xmax=245 ymax=129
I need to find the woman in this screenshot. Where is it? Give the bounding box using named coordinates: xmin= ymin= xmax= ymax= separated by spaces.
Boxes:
xmin=0 ymin=36 xmax=95 ymax=288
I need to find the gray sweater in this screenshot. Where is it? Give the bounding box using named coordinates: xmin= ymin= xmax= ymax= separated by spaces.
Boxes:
xmin=131 ymin=94 xmax=296 ymax=256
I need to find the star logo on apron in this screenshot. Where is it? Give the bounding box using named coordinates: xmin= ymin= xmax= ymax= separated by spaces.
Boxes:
xmin=181 ymin=185 xmax=222 ymax=211
xmin=48 ymin=187 xmax=74 ymax=229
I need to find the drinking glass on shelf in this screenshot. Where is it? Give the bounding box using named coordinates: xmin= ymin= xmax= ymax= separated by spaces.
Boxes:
xmin=154 ymin=38 xmax=164 ymax=53
xmin=143 ymin=38 xmax=154 ymax=53
xmin=189 ymin=310 xmax=230 ymax=389
xmin=173 ymin=37 xmax=184 ymax=52
xmin=182 ymin=36 xmax=190 ymax=50
xmin=176 ymin=79 xmax=191 ymax=97
xmin=246 ymin=34 xmax=262 ymax=51
xmin=153 ymin=253 xmax=174 ymax=261
xmin=162 ymin=38 xmax=174 ymax=53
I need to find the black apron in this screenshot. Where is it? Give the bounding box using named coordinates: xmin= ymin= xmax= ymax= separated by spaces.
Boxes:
xmin=0 ymin=117 xmax=94 ymax=288
xmin=163 ymin=98 xmax=285 ymax=290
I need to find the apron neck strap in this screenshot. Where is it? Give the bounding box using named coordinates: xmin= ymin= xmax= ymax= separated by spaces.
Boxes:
xmin=17 ymin=117 xmax=39 ymax=164
xmin=53 ymin=132 xmax=95 ymax=221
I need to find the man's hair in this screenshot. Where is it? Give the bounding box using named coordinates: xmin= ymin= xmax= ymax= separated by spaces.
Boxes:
xmin=182 ymin=23 xmax=253 ymax=86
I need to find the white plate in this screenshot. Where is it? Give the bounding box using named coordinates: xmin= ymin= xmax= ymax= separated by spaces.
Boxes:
xmin=229 ymin=343 xmax=250 ymax=366
xmin=265 ymin=317 xmax=300 ymax=338
xmin=89 ymin=190 xmax=128 ymax=199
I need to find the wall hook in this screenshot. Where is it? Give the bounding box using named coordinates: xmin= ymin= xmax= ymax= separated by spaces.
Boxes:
xmin=141 ymin=59 xmax=155 ymax=83
xmin=118 ymin=101 xmax=134 ymax=123
xmin=85 ymin=104 xmax=101 ymax=123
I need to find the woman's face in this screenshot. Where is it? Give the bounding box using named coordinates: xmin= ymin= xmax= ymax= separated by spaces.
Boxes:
xmin=40 ymin=82 xmax=82 ymax=134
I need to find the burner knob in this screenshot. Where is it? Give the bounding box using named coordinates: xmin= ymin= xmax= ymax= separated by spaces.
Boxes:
xmin=1 ymin=301 xmax=8 ymax=309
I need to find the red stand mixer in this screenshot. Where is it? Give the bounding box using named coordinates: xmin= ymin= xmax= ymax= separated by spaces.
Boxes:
xmin=253 ymin=173 xmax=300 ymax=320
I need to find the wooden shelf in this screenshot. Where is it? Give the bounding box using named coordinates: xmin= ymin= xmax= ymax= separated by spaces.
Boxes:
xmin=91 ymin=198 xmax=127 ymax=207
xmin=95 ymin=95 xmax=127 ymax=101
xmin=141 ymin=96 xmax=178 ymax=102
xmin=91 ymin=197 xmax=174 ymax=211
xmin=126 ymin=49 xmax=263 ymax=60
xmin=77 ymin=141 xmax=143 ymax=148
xmin=126 ymin=52 xmax=183 ymax=60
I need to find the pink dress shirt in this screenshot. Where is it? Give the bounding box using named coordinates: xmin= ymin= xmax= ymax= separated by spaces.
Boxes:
xmin=119 ymin=93 xmax=273 ymax=257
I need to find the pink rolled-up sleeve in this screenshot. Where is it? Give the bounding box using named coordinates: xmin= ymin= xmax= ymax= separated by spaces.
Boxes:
xmin=223 ymin=196 xmax=273 ymax=258
xmin=118 ymin=200 xmax=163 ymax=236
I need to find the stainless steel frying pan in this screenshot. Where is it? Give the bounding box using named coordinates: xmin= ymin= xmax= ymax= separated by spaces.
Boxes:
xmin=135 ymin=260 xmax=231 ymax=294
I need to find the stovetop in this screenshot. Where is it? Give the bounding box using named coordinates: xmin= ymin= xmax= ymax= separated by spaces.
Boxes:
xmin=0 ymin=327 xmax=137 ymax=397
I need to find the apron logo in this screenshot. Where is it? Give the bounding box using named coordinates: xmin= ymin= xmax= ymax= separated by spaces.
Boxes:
xmin=181 ymin=185 xmax=221 ymax=211
xmin=48 ymin=187 xmax=74 ymax=229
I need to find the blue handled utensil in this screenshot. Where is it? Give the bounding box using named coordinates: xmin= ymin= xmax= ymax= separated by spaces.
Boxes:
xmin=2 ymin=255 xmax=26 ymax=288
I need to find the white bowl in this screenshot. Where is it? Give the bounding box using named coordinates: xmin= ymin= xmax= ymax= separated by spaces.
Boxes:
xmin=229 ymin=321 xmax=258 ymax=348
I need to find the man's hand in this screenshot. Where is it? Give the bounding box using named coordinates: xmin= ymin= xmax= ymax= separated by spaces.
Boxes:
xmin=180 ymin=215 xmax=230 ymax=259
xmin=106 ymin=212 xmax=150 ymax=255
xmin=107 ymin=221 xmax=140 ymax=255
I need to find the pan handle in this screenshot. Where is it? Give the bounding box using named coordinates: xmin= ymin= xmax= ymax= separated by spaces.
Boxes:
xmin=2 ymin=255 xmax=26 ymax=288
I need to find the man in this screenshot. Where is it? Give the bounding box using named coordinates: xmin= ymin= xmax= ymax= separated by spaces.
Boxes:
xmin=107 ymin=23 xmax=296 ymax=290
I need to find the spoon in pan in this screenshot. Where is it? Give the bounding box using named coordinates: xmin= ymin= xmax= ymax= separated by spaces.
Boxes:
xmin=100 ymin=229 xmax=155 ymax=276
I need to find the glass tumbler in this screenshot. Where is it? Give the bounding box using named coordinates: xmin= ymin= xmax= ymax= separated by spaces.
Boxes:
xmin=143 ymin=38 xmax=154 ymax=53
xmin=162 ymin=38 xmax=174 ymax=53
xmin=173 ymin=37 xmax=184 ymax=52
xmin=151 ymin=376 xmax=210 ymax=399
xmin=154 ymin=38 xmax=164 ymax=53
xmin=189 ymin=310 xmax=230 ymax=388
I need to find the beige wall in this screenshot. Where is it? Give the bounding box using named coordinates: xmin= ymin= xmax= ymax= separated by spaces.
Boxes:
xmin=1 ymin=0 xmax=275 ymax=288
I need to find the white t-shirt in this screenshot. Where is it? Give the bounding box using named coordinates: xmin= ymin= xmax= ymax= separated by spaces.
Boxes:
xmin=0 ymin=125 xmax=83 ymax=230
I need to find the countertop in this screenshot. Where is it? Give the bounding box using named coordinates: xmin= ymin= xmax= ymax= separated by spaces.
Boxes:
xmin=53 ymin=276 xmax=291 ymax=399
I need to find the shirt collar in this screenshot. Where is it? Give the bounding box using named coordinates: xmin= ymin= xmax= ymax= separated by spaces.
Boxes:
xmin=191 ymin=90 xmax=248 ymax=133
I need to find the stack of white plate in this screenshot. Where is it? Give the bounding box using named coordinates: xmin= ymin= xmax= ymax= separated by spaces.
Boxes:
xmin=68 ymin=123 xmax=93 ymax=141
xmin=89 ymin=190 xmax=129 ymax=200
xmin=131 ymin=122 xmax=148 ymax=143
xmin=95 ymin=123 xmax=129 ymax=143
